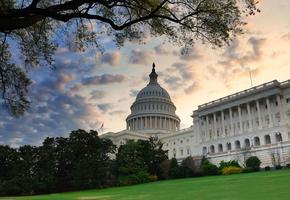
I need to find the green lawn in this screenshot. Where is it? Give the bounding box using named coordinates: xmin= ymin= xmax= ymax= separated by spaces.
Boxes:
xmin=2 ymin=169 xmax=290 ymax=200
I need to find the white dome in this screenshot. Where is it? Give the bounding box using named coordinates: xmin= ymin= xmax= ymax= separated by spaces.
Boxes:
xmin=126 ymin=63 xmax=180 ymax=134
xmin=136 ymin=84 xmax=171 ymax=100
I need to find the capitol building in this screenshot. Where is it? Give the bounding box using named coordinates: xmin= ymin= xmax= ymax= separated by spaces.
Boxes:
xmin=102 ymin=63 xmax=290 ymax=167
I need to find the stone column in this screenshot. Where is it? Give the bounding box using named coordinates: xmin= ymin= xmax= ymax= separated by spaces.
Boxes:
xmin=277 ymin=95 xmax=285 ymax=124
xmin=150 ymin=116 xmax=152 ymax=129
xmin=206 ymin=115 xmax=209 ymax=141
xmin=159 ymin=116 xmax=162 ymax=129
xmin=155 ymin=116 xmax=157 ymax=128
xmin=229 ymin=108 xmax=234 ymax=136
xmin=221 ymin=111 xmax=225 ymax=137
xmin=238 ymin=105 xmax=243 ymax=134
xmin=256 ymin=100 xmax=262 ymax=129
xmin=213 ymin=113 xmax=217 ymax=139
xmin=247 ymin=103 xmax=253 ymax=131
xmin=145 ymin=116 xmax=147 ymax=129
xmin=266 ymin=97 xmax=273 ymax=127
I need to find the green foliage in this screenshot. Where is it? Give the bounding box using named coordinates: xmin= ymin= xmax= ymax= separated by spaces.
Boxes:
xmin=286 ymin=164 xmax=290 ymax=169
xmin=275 ymin=165 xmax=282 ymax=170
xmin=245 ymin=156 xmax=261 ymax=171
xmin=116 ymin=137 xmax=167 ymax=178
xmin=222 ymin=166 xmax=242 ymax=175
xmin=0 ymin=129 xmax=116 ymax=195
xmin=179 ymin=157 xmax=197 ymax=178
xmin=118 ymin=171 xmax=150 ymax=186
xmin=264 ymin=166 xmax=271 ymax=171
xmin=219 ymin=160 xmax=240 ymax=170
xmin=241 ymin=167 xmax=255 ymax=173
xmin=201 ymin=157 xmax=219 ymax=176
xmin=158 ymin=159 xmax=171 ymax=180
xmin=169 ymin=158 xmax=181 ymax=179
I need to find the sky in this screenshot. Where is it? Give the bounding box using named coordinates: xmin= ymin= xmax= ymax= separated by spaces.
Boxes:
xmin=1 ymin=1 xmax=290 ymax=147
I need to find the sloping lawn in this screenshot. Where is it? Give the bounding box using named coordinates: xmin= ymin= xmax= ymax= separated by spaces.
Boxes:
xmin=2 ymin=169 xmax=290 ymax=200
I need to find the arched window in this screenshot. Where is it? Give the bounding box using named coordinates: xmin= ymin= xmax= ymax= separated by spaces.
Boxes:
xmin=173 ymin=148 xmax=176 ymax=158
xmin=235 ymin=140 xmax=241 ymax=150
xmin=202 ymin=147 xmax=207 ymax=155
xmin=254 ymin=137 xmax=260 ymax=146
xmin=227 ymin=142 xmax=232 ymax=151
xmin=244 ymin=138 xmax=250 ymax=148
xmin=264 ymin=135 xmax=271 ymax=144
xmin=275 ymin=133 xmax=282 ymax=142
xmin=218 ymin=144 xmax=223 ymax=152
xmin=210 ymin=145 xmax=215 ymax=154
xmin=180 ymin=148 xmax=184 ymax=156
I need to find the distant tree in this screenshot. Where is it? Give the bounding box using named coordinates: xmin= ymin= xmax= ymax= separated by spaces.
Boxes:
xmin=115 ymin=137 xmax=167 ymax=183
xmin=0 ymin=129 xmax=116 ymax=195
xmin=0 ymin=0 xmax=260 ymax=115
xmin=201 ymin=157 xmax=219 ymax=176
xmin=169 ymin=158 xmax=181 ymax=179
xmin=180 ymin=156 xmax=196 ymax=178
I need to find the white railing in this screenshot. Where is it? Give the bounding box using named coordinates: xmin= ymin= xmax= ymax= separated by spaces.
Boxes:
xmin=198 ymin=80 xmax=280 ymax=109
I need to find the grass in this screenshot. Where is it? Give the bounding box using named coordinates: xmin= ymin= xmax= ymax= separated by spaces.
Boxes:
xmin=2 ymin=169 xmax=290 ymax=200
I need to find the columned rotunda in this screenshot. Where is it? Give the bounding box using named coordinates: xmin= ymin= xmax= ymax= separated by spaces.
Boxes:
xmin=126 ymin=63 xmax=180 ymax=134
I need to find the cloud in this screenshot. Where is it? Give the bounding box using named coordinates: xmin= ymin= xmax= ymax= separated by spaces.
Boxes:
xmin=154 ymin=44 xmax=171 ymax=55
xmin=81 ymin=74 xmax=126 ymax=85
xmin=97 ymin=103 xmax=113 ymax=113
xmin=130 ymin=89 xmax=139 ymax=97
xmin=174 ymin=46 xmax=203 ymax=61
xmin=172 ymin=62 xmax=195 ymax=81
xmin=129 ymin=49 xmax=154 ymax=64
xmin=101 ymin=51 xmax=121 ymax=66
xmin=184 ymin=81 xmax=199 ymax=94
xmin=219 ymin=37 xmax=266 ymax=68
xmin=90 ymin=90 xmax=106 ymax=100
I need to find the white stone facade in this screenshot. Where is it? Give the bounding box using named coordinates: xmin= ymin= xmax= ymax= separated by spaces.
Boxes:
xmin=101 ymin=64 xmax=290 ymax=167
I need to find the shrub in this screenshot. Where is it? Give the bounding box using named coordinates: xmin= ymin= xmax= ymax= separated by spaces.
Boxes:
xmin=169 ymin=158 xmax=181 ymax=179
xmin=148 ymin=175 xmax=158 ymax=182
xmin=118 ymin=171 xmax=150 ymax=186
xmin=241 ymin=167 xmax=255 ymax=173
xmin=245 ymin=156 xmax=261 ymax=171
xmin=275 ymin=165 xmax=282 ymax=170
xmin=201 ymin=157 xmax=219 ymax=176
xmin=158 ymin=160 xmax=171 ymax=180
xmin=222 ymin=166 xmax=242 ymax=175
xmin=264 ymin=166 xmax=271 ymax=171
xmin=180 ymin=157 xmax=196 ymax=178
xmin=219 ymin=160 xmax=240 ymax=170
xmin=286 ymin=164 xmax=290 ymax=169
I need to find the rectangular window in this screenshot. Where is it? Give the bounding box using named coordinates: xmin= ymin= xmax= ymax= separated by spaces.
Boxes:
xmin=287 ymin=98 xmax=290 ymax=104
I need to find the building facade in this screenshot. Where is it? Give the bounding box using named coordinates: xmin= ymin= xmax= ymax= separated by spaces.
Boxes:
xmin=101 ymin=64 xmax=290 ymax=167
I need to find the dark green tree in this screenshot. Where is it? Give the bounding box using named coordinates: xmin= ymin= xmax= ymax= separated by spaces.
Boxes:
xmin=0 ymin=0 xmax=259 ymax=115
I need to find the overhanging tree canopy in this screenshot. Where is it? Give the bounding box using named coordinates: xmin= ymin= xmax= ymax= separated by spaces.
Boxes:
xmin=0 ymin=0 xmax=259 ymax=116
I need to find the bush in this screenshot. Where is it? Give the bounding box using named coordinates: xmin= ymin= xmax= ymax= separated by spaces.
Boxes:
xmin=169 ymin=158 xmax=181 ymax=179
xmin=245 ymin=156 xmax=261 ymax=171
xmin=241 ymin=167 xmax=255 ymax=173
xmin=275 ymin=165 xmax=282 ymax=170
xmin=118 ymin=171 xmax=150 ymax=186
xmin=148 ymin=175 xmax=158 ymax=182
xmin=286 ymin=164 xmax=290 ymax=169
xmin=180 ymin=157 xmax=196 ymax=178
xmin=222 ymin=166 xmax=242 ymax=175
xmin=201 ymin=157 xmax=219 ymax=176
xmin=264 ymin=166 xmax=271 ymax=171
xmin=219 ymin=160 xmax=240 ymax=170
